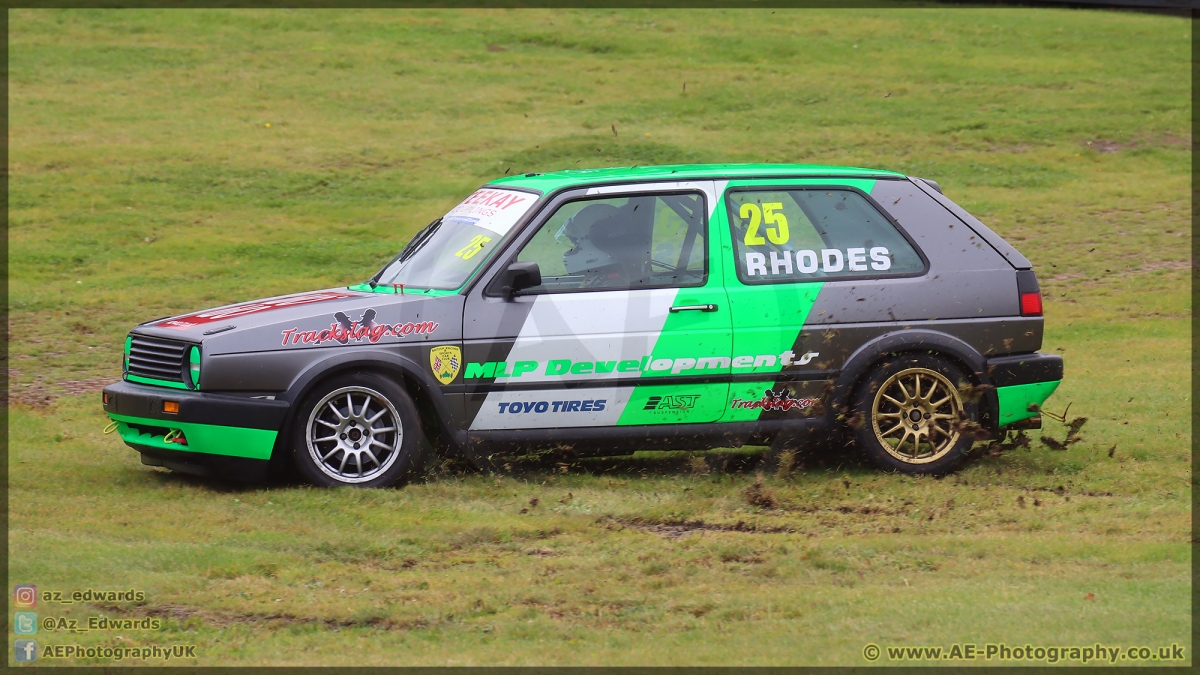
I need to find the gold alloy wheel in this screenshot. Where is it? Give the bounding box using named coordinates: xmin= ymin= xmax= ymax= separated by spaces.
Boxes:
xmin=871 ymin=367 xmax=964 ymax=464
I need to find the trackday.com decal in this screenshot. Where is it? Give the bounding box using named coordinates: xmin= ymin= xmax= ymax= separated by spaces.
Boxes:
xmin=279 ymin=309 xmax=438 ymax=346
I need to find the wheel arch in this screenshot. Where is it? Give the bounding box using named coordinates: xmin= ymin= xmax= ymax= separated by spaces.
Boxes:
xmin=832 ymin=329 xmax=994 ymax=423
xmin=276 ymin=350 xmax=463 ymax=455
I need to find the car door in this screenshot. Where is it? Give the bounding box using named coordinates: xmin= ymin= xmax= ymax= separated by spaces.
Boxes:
xmin=461 ymin=181 xmax=731 ymax=431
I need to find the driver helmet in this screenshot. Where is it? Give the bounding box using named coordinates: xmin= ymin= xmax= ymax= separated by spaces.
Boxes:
xmin=556 ymin=203 xmax=619 ymax=275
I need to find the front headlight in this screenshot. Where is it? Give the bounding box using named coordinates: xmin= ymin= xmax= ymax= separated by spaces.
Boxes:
xmin=188 ymin=345 xmax=201 ymax=389
xmin=123 ymin=336 xmax=131 ymax=373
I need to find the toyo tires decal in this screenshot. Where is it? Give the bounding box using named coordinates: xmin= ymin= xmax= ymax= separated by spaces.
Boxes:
xmin=469 ymin=387 xmax=632 ymax=430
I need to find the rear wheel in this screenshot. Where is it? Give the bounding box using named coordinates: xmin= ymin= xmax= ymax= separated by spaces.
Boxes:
xmin=852 ymin=354 xmax=976 ymax=475
xmin=291 ymin=372 xmax=426 ymax=487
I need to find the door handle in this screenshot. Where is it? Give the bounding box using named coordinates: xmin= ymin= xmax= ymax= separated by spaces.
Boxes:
xmin=669 ymin=304 xmax=718 ymax=313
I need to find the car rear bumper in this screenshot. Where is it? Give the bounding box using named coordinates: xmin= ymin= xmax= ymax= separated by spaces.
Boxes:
xmin=986 ymin=353 xmax=1063 ymax=427
xmin=102 ymin=380 xmax=290 ymax=462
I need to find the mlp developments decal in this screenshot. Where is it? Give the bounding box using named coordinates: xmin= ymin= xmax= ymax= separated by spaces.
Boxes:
xmin=279 ymin=309 xmax=438 ymax=346
xmin=464 ymin=351 xmax=820 ymax=379
xmin=430 ymin=346 xmax=462 ymax=385
xmin=731 ymin=388 xmax=818 ymax=412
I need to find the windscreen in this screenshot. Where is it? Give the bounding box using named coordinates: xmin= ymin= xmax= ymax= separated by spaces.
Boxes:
xmin=373 ymin=188 xmax=537 ymax=290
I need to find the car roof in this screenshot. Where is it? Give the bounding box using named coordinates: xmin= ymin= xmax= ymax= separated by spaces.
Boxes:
xmin=486 ymin=163 xmax=906 ymax=193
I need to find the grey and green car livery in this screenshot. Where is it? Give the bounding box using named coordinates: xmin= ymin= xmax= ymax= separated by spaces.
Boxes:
xmin=102 ymin=163 xmax=1062 ymax=485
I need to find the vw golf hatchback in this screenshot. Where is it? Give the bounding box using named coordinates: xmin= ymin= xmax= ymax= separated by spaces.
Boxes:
xmin=102 ymin=164 xmax=1062 ymax=486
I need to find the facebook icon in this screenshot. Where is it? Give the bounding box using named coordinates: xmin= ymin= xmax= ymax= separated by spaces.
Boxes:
xmin=14 ymin=639 xmax=37 ymax=662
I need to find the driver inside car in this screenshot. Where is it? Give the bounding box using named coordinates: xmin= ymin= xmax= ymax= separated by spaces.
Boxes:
xmin=557 ymin=199 xmax=653 ymax=288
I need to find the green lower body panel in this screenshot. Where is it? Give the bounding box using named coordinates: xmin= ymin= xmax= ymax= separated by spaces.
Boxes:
xmin=108 ymin=413 xmax=277 ymax=460
xmin=996 ymin=380 xmax=1061 ymax=426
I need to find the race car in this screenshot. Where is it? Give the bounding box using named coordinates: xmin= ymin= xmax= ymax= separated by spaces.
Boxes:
xmin=101 ymin=163 xmax=1062 ymax=485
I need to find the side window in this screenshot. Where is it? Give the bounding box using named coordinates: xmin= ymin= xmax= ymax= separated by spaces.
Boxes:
xmin=727 ymin=188 xmax=924 ymax=284
xmin=515 ymin=192 xmax=707 ymax=293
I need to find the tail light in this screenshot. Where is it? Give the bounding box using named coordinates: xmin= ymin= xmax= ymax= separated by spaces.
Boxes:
xmin=1020 ymin=291 xmax=1043 ymax=316
xmin=1016 ymin=270 xmax=1042 ymax=317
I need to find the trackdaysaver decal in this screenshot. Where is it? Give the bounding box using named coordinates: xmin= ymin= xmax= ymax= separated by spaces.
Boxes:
xmin=158 ymin=291 xmax=356 ymax=330
xmin=279 ymin=309 xmax=438 ymax=346
xmin=731 ymin=388 xmax=818 ymax=412
xmin=464 ymin=351 xmax=819 ymax=379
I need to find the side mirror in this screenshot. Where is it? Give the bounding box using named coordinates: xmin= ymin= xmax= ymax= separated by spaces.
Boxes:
xmin=495 ymin=261 xmax=541 ymax=296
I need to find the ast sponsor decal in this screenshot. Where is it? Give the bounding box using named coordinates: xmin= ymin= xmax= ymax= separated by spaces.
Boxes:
xmin=643 ymin=394 xmax=700 ymax=411
xmin=464 ymin=352 xmax=819 ymax=379
xmin=731 ymin=388 xmax=818 ymax=412
xmin=430 ymin=345 xmax=462 ymax=385
xmin=497 ymin=399 xmax=607 ymax=414
xmin=280 ymin=309 xmax=438 ymax=346
xmin=158 ymin=291 xmax=356 ymax=330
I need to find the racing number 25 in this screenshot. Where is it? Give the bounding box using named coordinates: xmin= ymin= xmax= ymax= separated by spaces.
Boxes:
xmin=455 ymin=234 xmax=492 ymax=260
xmin=740 ymin=202 xmax=789 ymax=246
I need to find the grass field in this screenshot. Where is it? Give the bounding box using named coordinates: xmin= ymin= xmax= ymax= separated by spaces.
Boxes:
xmin=7 ymin=7 xmax=1191 ymax=666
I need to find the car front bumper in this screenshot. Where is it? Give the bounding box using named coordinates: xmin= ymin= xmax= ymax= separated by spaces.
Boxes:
xmin=102 ymin=380 xmax=291 ymax=462
xmin=986 ymin=352 xmax=1064 ymax=427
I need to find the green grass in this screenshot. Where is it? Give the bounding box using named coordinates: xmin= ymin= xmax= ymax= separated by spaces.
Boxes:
xmin=8 ymin=7 xmax=1190 ymax=666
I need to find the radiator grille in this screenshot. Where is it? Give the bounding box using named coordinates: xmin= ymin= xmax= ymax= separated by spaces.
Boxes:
xmin=127 ymin=335 xmax=188 ymax=385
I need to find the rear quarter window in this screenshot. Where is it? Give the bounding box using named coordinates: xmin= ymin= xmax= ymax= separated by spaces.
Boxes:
xmin=727 ymin=188 xmax=925 ymax=284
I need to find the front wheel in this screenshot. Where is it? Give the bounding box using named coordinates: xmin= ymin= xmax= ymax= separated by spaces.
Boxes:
xmin=291 ymin=372 xmax=426 ymax=487
xmin=851 ymin=354 xmax=977 ymax=475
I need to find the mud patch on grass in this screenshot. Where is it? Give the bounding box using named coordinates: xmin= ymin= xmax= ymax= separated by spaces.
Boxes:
xmin=7 ymin=374 xmax=116 ymax=407
xmin=1083 ymin=139 xmax=1124 ymax=153
xmin=1083 ymin=135 xmax=1192 ymax=153
xmin=1042 ymin=259 xmax=1191 ymax=285
xmin=598 ymin=515 xmax=798 ymax=538
xmin=94 ymin=601 xmax=436 ymax=632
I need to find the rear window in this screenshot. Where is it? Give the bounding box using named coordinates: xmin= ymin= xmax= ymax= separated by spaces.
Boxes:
xmin=727 ymin=188 xmax=924 ymax=284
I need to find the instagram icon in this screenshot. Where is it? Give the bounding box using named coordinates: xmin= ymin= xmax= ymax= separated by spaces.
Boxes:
xmin=13 ymin=585 xmax=36 ymax=608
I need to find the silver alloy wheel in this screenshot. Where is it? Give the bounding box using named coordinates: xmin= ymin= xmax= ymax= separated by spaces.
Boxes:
xmin=306 ymin=386 xmax=402 ymax=484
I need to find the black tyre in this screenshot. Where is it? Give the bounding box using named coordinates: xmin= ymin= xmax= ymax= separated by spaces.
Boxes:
xmin=851 ymin=354 xmax=977 ymax=475
xmin=290 ymin=372 xmax=426 ymax=488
